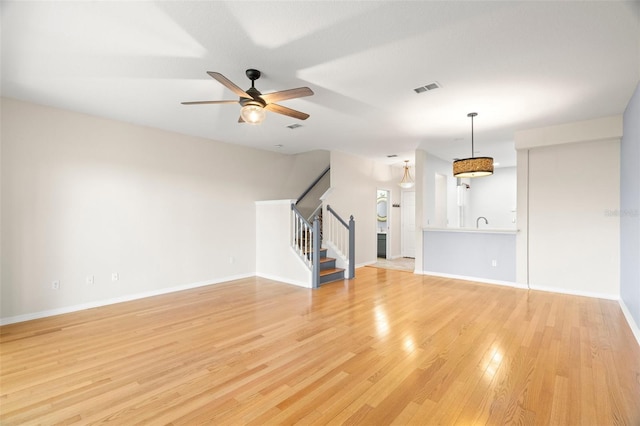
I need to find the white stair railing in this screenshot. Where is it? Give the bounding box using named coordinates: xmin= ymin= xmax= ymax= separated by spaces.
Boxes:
xmin=291 ymin=204 xmax=313 ymax=269
xmin=291 ymin=203 xmax=321 ymax=287
xmin=325 ymin=205 xmax=355 ymax=279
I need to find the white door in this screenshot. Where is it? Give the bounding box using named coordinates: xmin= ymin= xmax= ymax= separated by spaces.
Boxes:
xmin=401 ymin=191 xmax=416 ymax=258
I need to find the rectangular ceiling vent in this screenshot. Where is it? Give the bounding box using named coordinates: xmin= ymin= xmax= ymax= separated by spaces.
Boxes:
xmin=287 ymin=123 xmax=303 ymax=129
xmin=414 ymin=81 xmax=441 ymax=94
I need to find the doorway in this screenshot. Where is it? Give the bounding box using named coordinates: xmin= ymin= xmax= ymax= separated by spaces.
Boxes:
xmin=376 ymin=189 xmax=390 ymax=258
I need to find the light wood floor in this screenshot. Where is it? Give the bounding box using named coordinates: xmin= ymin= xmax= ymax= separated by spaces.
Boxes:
xmin=2 ymin=267 xmax=639 ymax=425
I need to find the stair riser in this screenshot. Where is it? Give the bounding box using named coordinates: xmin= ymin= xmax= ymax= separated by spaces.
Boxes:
xmin=320 ymin=260 xmax=336 ymax=271
xmin=320 ymin=271 xmax=345 ymax=285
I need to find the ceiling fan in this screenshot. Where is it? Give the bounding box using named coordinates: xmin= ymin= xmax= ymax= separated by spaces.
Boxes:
xmin=182 ymin=69 xmax=314 ymax=125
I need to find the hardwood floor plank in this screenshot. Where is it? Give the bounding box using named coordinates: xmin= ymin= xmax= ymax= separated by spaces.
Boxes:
xmin=1 ymin=269 xmax=639 ymax=425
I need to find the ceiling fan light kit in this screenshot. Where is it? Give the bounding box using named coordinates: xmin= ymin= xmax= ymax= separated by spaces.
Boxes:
xmin=453 ymin=112 xmax=494 ymax=178
xmin=182 ymin=68 xmax=313 ymax=125
xmin=240 ymin=102 xmax=266 ymax=124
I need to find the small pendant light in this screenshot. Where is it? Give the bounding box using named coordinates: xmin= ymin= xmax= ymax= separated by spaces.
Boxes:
xmin=399 ymin=160 xmax=415 ymax=188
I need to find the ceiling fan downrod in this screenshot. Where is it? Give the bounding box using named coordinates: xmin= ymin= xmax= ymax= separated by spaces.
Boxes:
xmin=245 ymin=69 xmax=261 ymax=89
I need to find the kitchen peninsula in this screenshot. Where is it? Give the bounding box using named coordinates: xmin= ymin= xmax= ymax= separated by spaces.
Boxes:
xmin=423 ymin=227 xmax=517 ymax=283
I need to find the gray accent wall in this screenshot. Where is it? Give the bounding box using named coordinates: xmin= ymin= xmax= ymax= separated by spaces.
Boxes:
xmin=621 ymin=82 xmax=640 ymax=330
xmin=423 ymin=230 xmax=516 ymax=282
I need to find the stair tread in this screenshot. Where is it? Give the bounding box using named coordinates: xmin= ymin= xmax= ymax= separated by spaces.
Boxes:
xmin=319 ymin=257 xmax=336 ymax=263
xmin=320 ymin=267 xmax=344 ymax=276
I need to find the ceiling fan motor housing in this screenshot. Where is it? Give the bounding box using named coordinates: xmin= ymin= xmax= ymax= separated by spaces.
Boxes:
xmin=240 ymin=89 xmax=265 ymax=107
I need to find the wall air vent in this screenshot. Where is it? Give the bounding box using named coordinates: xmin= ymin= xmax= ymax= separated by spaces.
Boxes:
xmin=414 ymin=81 xmax=441 ymax=94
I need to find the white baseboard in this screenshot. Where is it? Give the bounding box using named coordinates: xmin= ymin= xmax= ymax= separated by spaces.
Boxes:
xmin=420 ymin=270 xmax=526 ymax=289
xmin=619 ymin=299 xmax=640 ymax=347
xmin=528 ymin=284 xmax=618 ymax=301
xmin=255 ymin=272 xmax=311 ymax=288
xmin=419 ymin=271 xmax=620 ymax=300
xmin=0 ymin=273 xmax=254 ymax=326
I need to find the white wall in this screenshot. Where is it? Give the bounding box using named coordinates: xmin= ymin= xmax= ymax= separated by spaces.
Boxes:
xmin=421 ymin=153 xmax=458 ymax=228
xmin=255 ymin=200 xmax=311 ymax=287
xmin=389 ymin=185 xmax=402 ymax=259
xmin=516 ymin=117 xmax=622 ymax=299
xmin=414 ymin=149 xmax=427 ymax=272
xmin=467 ymin=166 xmax=517 ymax=229
xmin=0 ymin=98 xmax=328 ymax=322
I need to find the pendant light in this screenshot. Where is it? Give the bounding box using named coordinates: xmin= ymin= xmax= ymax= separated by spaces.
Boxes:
xmin=453 ymin=112 xmax=493 ymax=178
xmin=399 ymin=160 xmax=415 ymax=188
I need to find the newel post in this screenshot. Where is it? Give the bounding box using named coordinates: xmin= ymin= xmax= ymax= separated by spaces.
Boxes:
xmin=312 ymin=216 xmax=321 ymax=288
xmin=348 ymin=215 xmax=355 ymax=279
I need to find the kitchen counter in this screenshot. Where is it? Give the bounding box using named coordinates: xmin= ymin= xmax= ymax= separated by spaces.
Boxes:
xmin=423 ymin=228 xmax=516 ymax=282
xmin=424 ymin=227 xmax=518 ymax=234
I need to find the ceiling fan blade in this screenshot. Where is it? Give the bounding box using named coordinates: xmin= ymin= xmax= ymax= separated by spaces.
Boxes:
xmin=265 ymin=103 xmax=310 ymax=120
xmin=207 ymin=72 xmax=251 ymax=99
xmin=260 ymin=87 xmax=314 ymax=104
xmin=181 ymin=100 xmax=239 ymax=105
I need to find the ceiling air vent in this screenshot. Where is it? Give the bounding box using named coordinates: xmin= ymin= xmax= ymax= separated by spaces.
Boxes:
xmin=287 ymin=123 xmax=302 ymax=129
xmin=414 ymin=81 xmax=441 ymax=94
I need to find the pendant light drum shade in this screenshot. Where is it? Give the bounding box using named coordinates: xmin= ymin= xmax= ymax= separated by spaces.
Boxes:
xmin=453 ymin=112 xmax=493 ymax=178
xmin=453 ymin=157 xmax=494 ymax=178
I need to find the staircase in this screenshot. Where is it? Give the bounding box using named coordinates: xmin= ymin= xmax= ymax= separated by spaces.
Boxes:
xmin=313 ymin=248 xmax=345 ymax=285
xmin=289 ymin=166 xmax=355 ymax=288
xmin=296 ymin=223 xmax=345 ymax=286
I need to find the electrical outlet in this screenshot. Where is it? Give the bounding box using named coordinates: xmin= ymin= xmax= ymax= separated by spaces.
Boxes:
xmin=112 ymin=272 xmax=119 ymax=281
xmin=52 ymin=280 xmax=60 ymax=290
xmin=229 ymin=256 xmax=235 ymax=264
xmin=491 ymin=260 xmax=497 ymax=267
xmin=86 ymin=275 xmax=94 ymax=285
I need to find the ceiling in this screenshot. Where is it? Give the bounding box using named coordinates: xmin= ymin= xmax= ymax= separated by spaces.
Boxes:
xmin=2 ymin=1 xmax=639 ymax=168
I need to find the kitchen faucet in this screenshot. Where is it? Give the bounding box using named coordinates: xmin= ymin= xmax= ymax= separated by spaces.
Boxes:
xmin=476 ymin=216 xmax=488 ymax=228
